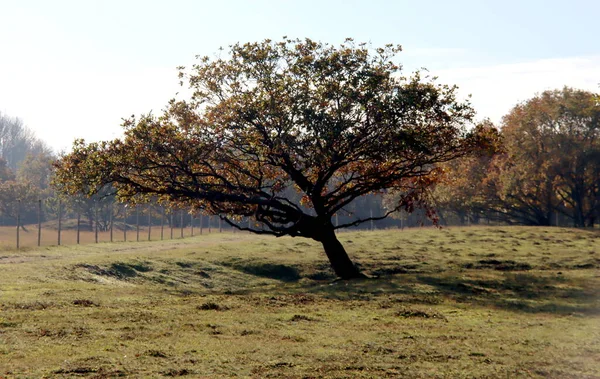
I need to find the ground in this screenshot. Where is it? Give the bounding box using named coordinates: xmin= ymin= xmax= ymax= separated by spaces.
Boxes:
xmin=0 ymin=226 xmax=599 ymax=378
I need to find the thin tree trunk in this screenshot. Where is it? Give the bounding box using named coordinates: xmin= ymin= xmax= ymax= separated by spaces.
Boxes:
xmin=317 ymin=227 xmax=363 ymax=280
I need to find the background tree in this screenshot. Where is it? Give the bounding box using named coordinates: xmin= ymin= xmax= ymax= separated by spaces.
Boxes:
xmin=54 ymin=38 xmax=496 ymax=279
xmin=17 ymin=151 xmax=55 ymax=191
xmin=0 ymin=158 xmax=14 ymax=182
xmin=0 ymin=112 xmax=52 ymax=171
xmin=0 ymin=180 xmax=42 ymax=229
xmin=401 ymin=120 xmax=501 ymax=225
xmin=495 ymin=88 xmax=600 ymax=226
xmin=0 ymin=114 xmax=54 ymax=227
xmin=434 ymin=88 xmax=600 ymax=227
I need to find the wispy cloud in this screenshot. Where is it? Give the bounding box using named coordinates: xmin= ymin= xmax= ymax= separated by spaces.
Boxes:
xmin=431 ymin=55 xmax=600 ymax=123
xmin=402 ymin=46 xmax=468 ymax=58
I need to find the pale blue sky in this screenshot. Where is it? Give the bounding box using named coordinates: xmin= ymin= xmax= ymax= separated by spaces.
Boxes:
xmin=0 ymin=0 xmax=598 ymax=152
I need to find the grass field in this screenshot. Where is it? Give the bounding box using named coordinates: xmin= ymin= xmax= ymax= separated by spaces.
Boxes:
xmin=1 ymin=226 xmax=599 ymax=378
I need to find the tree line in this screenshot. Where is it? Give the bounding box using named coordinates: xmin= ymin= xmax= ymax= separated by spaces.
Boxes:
xmin=1 ymin=90 xmax=597 ymax=232
xmin=427 ymin=87 xmax=600 ymax=228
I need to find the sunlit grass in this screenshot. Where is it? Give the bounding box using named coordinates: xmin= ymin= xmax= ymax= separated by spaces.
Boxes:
xmin=1 ymin=226 xmax=599 ymax=378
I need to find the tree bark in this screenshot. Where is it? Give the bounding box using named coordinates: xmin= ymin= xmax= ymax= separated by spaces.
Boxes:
xmin=317 ymin=227 xmax=363 ymax=280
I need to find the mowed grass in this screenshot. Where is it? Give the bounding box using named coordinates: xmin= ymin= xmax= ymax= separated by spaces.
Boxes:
xmin=1 ymin=226 xmax=599 ymax=378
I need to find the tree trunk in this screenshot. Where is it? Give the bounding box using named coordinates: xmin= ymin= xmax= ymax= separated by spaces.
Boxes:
xmin=318 ymin=227 xmax=363 ymax=280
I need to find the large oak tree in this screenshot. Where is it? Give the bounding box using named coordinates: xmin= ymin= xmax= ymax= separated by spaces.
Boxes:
xmin=54 ymin=38 xmax=495 ymax=279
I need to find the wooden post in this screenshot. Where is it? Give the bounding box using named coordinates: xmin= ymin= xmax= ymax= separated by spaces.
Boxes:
xmin=190 ymin=212 xmax=194 ymax=237
xmin=208 ymin=216 xmax=212 ymax=233
xmin=136 ymin=205 xmax=140 ymax=242
xmin=160 ymin=206 xmax=165 ymax=240
xmin=147 ymin=205 xmax=152 ymax=241
xmin=170 ymin=212 xmax=174 ymax=239
xmin=370 ymin=208 xmax=374 ymax=231
xmin=180 ymin=210 xmax=184 ymax=238
xmin=16 ymin=200 xmax=20 ymax=250
xmin=37 ymin=199 xmax=42 ymax=247
xmin=94 ymin=201 xmax=99 ymax=243
xmin=58 ymin=199 xmax=62 ymax=246
xmin=109 ymin=206 xmax=113 ymax=242
xmin=76 ymin=212 xmax=81 ymax=244
xmin=199 ymin=214 xmax=203 ymax=235
xmin=123 ymin=205 xmax=127 ymax=242
xmin=219 ymin=216 xmax=222 ymax=233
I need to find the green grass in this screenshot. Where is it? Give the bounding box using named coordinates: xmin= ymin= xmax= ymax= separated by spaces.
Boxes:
xmin=1 ymin=226 xmax=599 ymax=378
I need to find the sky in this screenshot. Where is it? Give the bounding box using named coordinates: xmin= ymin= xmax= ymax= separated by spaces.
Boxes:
xmin=0 ymin=0 xmax=598 ymax=153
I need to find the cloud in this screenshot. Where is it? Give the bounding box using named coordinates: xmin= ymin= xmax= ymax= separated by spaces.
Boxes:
xmin=431 ymin=55 xmax=600 ymax=123
xmin=402 ymin=46 xmax=468 ymax=58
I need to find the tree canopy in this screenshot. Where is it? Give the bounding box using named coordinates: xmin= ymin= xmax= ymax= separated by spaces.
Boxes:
xmin=435 ymin=87 xmax=600 ymax=227
xmin=54 ymin=38 xmax=497 ymax=278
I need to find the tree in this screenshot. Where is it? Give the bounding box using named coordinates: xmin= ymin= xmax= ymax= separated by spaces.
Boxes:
xmin=499 ymin=88 xmax=600 ymax=226
xmin=0 ymin=157 xmax=14 ymax=182
xmin=17 ymin=151 xmax=55 ymax=190
xmin=53 ymin=38 xmax=496 ymax=279
xmin=392 ymin=119 xmax=501 ymax=226
xmin=0 ymin=180 xmax=41 ymax=229
xmin=438 ymin=88 xmax=600 ymax=227
xmin=0 ymin=112 xmax=52 ymax=171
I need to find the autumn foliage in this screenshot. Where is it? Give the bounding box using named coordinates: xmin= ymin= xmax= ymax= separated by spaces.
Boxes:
xmin=433 ymin=88 xmax=600 ymax=227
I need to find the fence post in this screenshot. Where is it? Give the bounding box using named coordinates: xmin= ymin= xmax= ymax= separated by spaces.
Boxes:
xmin=76 ymin=212 xmax=81 ymax=244
xmin=95 ymin=201 xmax=99 ymax=243
xmin=16 ymin=200 xmax=20 ymax=250
xmin=161 ymin=206 xmax=165 ymax=240
xmin=123 ymin=205 xmax=127 ymax=242
xmin=147 ymin=205 xmax=152 ymax=241
xmin=37 ymin=199 xmax=42 ymax=247
xmin=136 ymin=205 xmax=140 ymax=242
xmin=199 ymin=214 xmax=203 ymax=235
xmin=370 ymin=208 xmax=374 ymax=231
xmin=58 ymin=199 xmax=62 ymax=246
xmin=219 ymin=216 xmax=222 ymax=233
xmin=170 ymin=212 xmax=174 ymax=239
xmin=191 ymin=212 xmax=194 ymax=237
xmin=180 ymin=210 xmax=184 ymax=238
xmin=109 ymin=206 xmax=113 ymax=242
xmin=208 ymin=216 xmax=212 ymax=233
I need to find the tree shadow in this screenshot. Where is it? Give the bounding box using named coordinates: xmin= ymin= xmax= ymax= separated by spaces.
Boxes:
xmin=227 ymin=261 xmax=302 ymax=282
xmin=250 ymin=268 xmax=599 ymax=316
xmin=416 ymin=273 xmax=600 ymax=315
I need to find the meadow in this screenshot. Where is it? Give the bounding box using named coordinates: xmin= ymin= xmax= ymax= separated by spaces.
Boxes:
xmin=0 ymin=226 xmax=599 ymax=378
